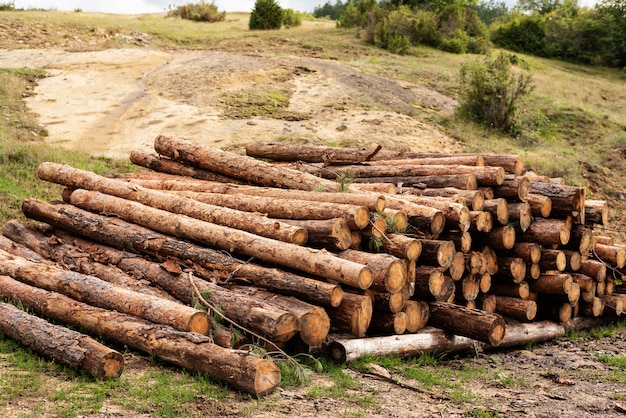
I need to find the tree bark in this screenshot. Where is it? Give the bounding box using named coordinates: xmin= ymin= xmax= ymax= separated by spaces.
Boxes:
xmin=358 ymin=174 xmax=478 ymax=190
xmin=361 ymin=231 xmax=422 ymax=261
xmin=529 ymin=181 xmax=585 ymax=214
xmin=129 ymin=150 xmax=240 ymax=183
xmin=408 ymin=188 xmax=484 ymax=211
xmin=0 ymin=301 xmax=124 ymax=379
xmin=244 ymin=142 xmax=385 ymax=164
xmin=38 ymin=162 xmax=308 ymax=245
xmin=327 ymin=292 xmax=373 ymax=337
xmin=0 ymin=249 xmax=209 ymax=334
xmin=418 ymin=239 xmax=456 ymax=269
xmin=526 ymin=193 xmax=552 ymax=218
xmin=520 ymin=217 xmax=571 ymax=247
xmin=493 ymin=296 xmax=537 ymax=322
xmin=428 ymin=301 xmax=506 ymax=346
xmin=593 ymin=242 xmax=626 ymax=269
xmin=21 ymin=198 xmax=344 ymax=308
xmin=503 ymin=242 xmax=542 ymax=264
xmin=578 ymin=259 xmax=607 ymax=281
xmin=473 ymin=225 xmax=516 ymax=250
xmin=367 ymin=312 xmax=407 ymax=336
xmin=384 ymin=195 xmax=446 ymax=236
xmin=496 ymin=257 xmax=527 ymax=283
xmin=2 ymin=221 xmax=174 ymax=301
xmin=507 ymin=202 xmax=533 ymax=232
xmin=278 ymin=218 xmax=352 ymax=250
xmin=0 ymin=276 xmax=280 ymax=396
xmin=225 ymin=285 xmax=330 ymax=346
xmin=539 ymin=249 xmax=567 ymax=272
xmin=64 ymin=190 xmax=373 ymax=290
xmin=336 ymin=249 xmax=407 ymax=294
xmin=493 ymin=175 xmax=530 ymax=202
xmin=395 ymin=195 xmax=470 ymax=231
xmin=489 ymin=280 xmax=530 ymax=299
xmin=154 ymin=135 xmax=346 ymax=192
xmin=584 ymin=199 xmax=608 ymax=226
xmin=366 ymin=290 xmax=407 ymax=314
xmin=482 ymin=198 xmax=509 ymax=225
xmin=173 ymin=189 xmax=371 ymax=230
xmin=529 ymin=273 xmax=573 ymax=295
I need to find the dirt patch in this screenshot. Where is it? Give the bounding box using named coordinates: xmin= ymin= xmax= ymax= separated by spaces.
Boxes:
xmin=0 ymin=48 xmax=459 ymax=159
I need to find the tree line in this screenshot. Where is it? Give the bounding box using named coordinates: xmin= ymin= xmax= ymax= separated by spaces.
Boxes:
xmin=314 ymin=0 xmax=626 ymax=67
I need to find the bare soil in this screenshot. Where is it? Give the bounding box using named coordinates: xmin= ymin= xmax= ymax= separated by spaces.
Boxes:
xmin=1 ymin=19 xmax=626 ymax=418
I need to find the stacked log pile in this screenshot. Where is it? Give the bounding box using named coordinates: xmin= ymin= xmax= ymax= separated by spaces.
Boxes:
xmin=1 ymin=135 xmax=624 ymax=394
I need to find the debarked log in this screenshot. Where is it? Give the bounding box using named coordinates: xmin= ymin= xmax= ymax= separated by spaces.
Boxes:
xmin=0 ymin=276 xmax=280 ymax=396
xmin=0 ymin=301 xmax=124 ymax=379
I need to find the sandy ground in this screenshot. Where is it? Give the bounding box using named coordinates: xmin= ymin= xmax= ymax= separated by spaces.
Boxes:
xmin=0 ymin=47 xmax=460 ymax=159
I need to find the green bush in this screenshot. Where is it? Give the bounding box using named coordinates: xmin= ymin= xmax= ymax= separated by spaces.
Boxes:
xmin=249 ymin=0 xmax=283 ymax=30
xmin=387 ymin=34 xmax=411 ymax=55
xmin=0 ymin=1 xmax=15 ymax=11
xmin=167 ymin=1 xmax=225 ymax=22
xmin=439 ymin=30 xmax=469 ymax=54
xmin=282 ymin=8 xmax=302 ymax=28
xmin=458 ymin=52 xmax=534 ymax=132
xmin=411 ymin=10 xmax=441 ymax=47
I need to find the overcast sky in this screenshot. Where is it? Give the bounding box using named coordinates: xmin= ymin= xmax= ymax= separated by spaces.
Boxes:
xmin=12 ymin=0 xmax=597 ymax=14
xmin=12 ymin=0 xmax=318 ymax=14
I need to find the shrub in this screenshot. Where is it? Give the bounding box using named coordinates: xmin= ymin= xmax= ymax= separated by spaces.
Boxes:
xmin=282 ymin=8 xmax=302 ymax=28
xmin=458 ymin=52 xmax=534 ymax=132
xmin=249 ymin=0 xmax=283 ymax=30
xmin=0 ymin=1 xmax=15 ymax=11
xmin=439 ymin=30 xmax=469 ymax=54
xmin=167 ymin=1 xmax=225 ymax=22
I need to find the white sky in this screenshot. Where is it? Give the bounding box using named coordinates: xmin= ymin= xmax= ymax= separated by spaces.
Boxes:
xmin=12 ymin=0 xmax=319 ymax=14
xmin=12 ymin=0 xmax=598 ymax=14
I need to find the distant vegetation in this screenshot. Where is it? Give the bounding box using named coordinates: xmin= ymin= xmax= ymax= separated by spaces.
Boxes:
xmin=167 ymin=1 xmax=226 ymax=22
xmin=249 ymin=0 xmax=303 ymax=30
xmin=314 ymin=0 xmax=626 ymax=67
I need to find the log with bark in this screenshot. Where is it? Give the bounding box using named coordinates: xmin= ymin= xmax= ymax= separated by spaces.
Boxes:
xmin=489 ymin=281 xmax=530 ymax=299
xmin=493 ymin=175 xmax=530 ymax=202
xmin=360 ymin=174 xmax=478 ymax=190
xmin=473 ymin=225 xmax=516 ymax=250
xmin=367 ymin=311 xmax=407 ymax=335
xmin=21 ymin=199 xmax=344 ymax=308
xmin=129 ymin=150 xmax=240 ymax=183
xmin=428 ymin=301 xmax=506 ymax=346
xmin=593 ymin=242 xmax=626 ymax=269
xmin=413 ymin=266 xmax=454 ymax=301
xmin=403 ymin=300 xmax=430 ymax=333
xmin=361 ymin=231 xmax=422 ymax=261
xmin=577 ymin=259 xmax=607 ymax=281
xmin=154 ymin=135 xmax=350 ymax=192
xmin=492 ymin=296 xmax=537 ymax=322
xmin=278 ymin=218 xmax=352 ymax=251
xmin=495 ymin=257 xmax=527 ymax=283
xmin=327 ymin=292 xmax=373 ymax=337
xmin=0 ymin=300 xmax=124 ymax=379
xmin=584 ymin=199 xmax=608 ymax=226
xmin=526 ymin=193 xmax=552 ymax=218
xmin=383 ymin=195 xmax=446 ymax=236
xmin=410 ymin=188 xmax=485 ymax=211
xmin=366 ymin=289 xmax=407 ymax=314
xmin=539 ymin=249 xmax=567 ymax=272
xmin=38 ymin=163 xmax=310 ymax=245
xmin=396 ymin=195 xmax=470 ymax=231
xmin=418 ymin=239 xmax=456 ymax=269
xmin=172 ymin=190 xmax=371 ymax=230
xmin=529 ymin=181 xmax=585 ymax=216
xmin=482 ymin=198 xmax=509 ymax=225
xmin=0 ymin=275 xmax=280 ymax=396
xmin=507 ymin=202 xmax=533 ymax=232
xmin=336 ymin=249 xmax=407 ymax=294
xmin=62 ymin=190 xmax=373 ymax=290
xmin=520 ymin=217 xmax=571 ymax=247
xmin=0 ymin=249 xmax=210 ymax=334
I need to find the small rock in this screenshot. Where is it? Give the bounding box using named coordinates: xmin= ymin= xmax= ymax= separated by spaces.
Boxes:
xmin=336 ymin=124 xmax=348 ymax=131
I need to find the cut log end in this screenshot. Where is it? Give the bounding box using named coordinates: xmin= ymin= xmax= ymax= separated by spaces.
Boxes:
xmin=188 ymin=312 xmax=211 ymax=335
xmin=254 ymin=359 xmax=282 ymax=396
xmin=101 ymin=352 xmax=125 ymax=379
xmin=299 ymin=307 xmax=332 ymax=347
xmin=358 ymin=267 xmax=374 ymax=290
xmin=330 ymin=286 xmax=344 ymax=308
xmin=489 ymin=318 xmax=507 ymax=347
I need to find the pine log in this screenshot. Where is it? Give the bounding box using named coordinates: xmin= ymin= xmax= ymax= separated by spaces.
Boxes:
xmin=469 ymin=210 xmax=489 ymax=232
xmin=481 ymin=246 xmax=500 ymax=275
xmin=0 ymin=276 xmax=280 ymax=396
xmin=473 ymin=225 xmax=516 ymax=250
xmin=476 ymin=294 xmax=497 ymax=313
xmin=539 ymin=249 xmax=567 ymax=272
xmin=154 ymin=135 xmax=348 ymax=192
xmin=224 ymin=285 xmax=330 ymax=346
xmin=440 ymin=230 xmax=472 ymax=253
xmin=1 ymin=221 xmax=174 ymax=301
xmin=0 ymin=301 xmax=124 ymax=379
xmin=327 ymin=292 xmax=373 ymax=337
xmin=529 ymin=273 xmax=573 ymax=295
xmin=595 ymin=236 xmax=615 ymax=246
xmin=503 ymin=242 xmax=542 ymax=264
xmin=351 ymin=155 xmax=486 ymax=168
xmin=383 ymin=196 xmax=446 ymax=236
xmin=529 ymin=181 xmax=585 ymax=214
xmin=403 ymin=300 xmax=429 ymax=333
xmin=361 ymin=231 xmax=422 ymax=261
xmin=448 ymin=251 xmax=467 ymax=281
xmin=507 ymin=202 xmax=533 ymax=232
xmin=413 ymin=266 xmax=453 ymax=300
xmin=526 ymin=193 xmax=552 ymax=218
xmin=409 ymin=188 xmax=485 ymax=211
xmin=578 ymin=259 xmax=607 ymax=281
xmin=368 ymin=215 xmax=388 ymax=239
xmin=397 ymin=195 xmax=470 ymax=231
xmin=63 ymin=190 xmax=373 ymax=290
xmin=173 ymin=190 xmax=371 ymax=231
xmin=465 ymin=251 xmax=484 ymax=275
xmin=355 ymin=174 xmax=478 ymax=190
xmin=479 ymin=272 xmax=492 ymax=294
xmin=570 ymin=273 xmax=594 ymax=294
xmin=244 ymin=142 xmax=386 ymax=164
xmin=0 ymin=249 xmax=209 ymax=334
xmin=584 ymin=199 xmax=608 ymax=226
xmin=428 ymin=301 xmax=506 ymax=346
xmin=366 ymin=290 xmax=407 ymax=314
xmin=367 ymin=312 xmax=407 ymax=335
xmin=537 ymin=301 xmax=573 ymax=322
xmin=482 ymin=198 xmax=509 ymax=225
xmin=354 ymin=182 xmax=398 ymax=194
xmin=579 ymin=296 xmax=605 ymax=317
xmin=38 ymin=163 xmax=309 ymax=245
xmin=457 ymin=275 xmax=480 ymax=301
xmin=520 ymin=217 xmax=571 ymax=247
xmin=418 ymin=239 xmax=456 ymax=269
xmin=278 ymin=218 xmax=352 ymax=251
xmin=22 ymin=199 xmax=343 ymax=308
xmin=129 ymin=150 xmax=240 ymax=183
xmin=493 ymin=175 xmax=530 ymax=202
xmin=527 ymin=263 xmax=542 ymax=280
xmin=493 ymin=296 xmax=537 ymax=321
xmin=496 ymin=257 xmax=527 ymax=283
xmin=336 ymin=249 xmax=407 ymax=294
xmin=292 ymin=162 xmax=505 ymax=186
xmin=593 ymin=242 xmax=626 ymax=269
xmin=482 ymin=211 xmax=494 ymax=233
xmin=489 ymin=281 xmax=530 ymax=299
xmin=562 ymin=249 xmax=582 ymax=272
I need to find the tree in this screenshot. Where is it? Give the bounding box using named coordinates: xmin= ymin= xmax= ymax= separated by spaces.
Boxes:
xmin=458 ymin=52 xmax=534 ymax=132
xmin=249 ymin=0 xmax=283 ymax=30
